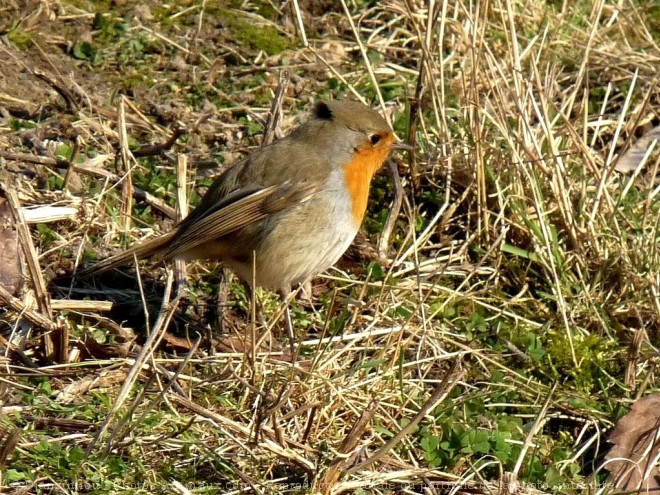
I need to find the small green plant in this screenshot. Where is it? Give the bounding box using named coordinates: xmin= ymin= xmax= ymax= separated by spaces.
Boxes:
xmin=6 ymin=24 xmax=32 ymax=49
xmin=71 ymin=40 xmax=97 ymax=62
xmin=544 ymin=331 xmax=622 ymax=393
xmin=36 ymin=223 xmax=57 ymax=245
xmin=92 ymin=12 xmax=127 ymax=42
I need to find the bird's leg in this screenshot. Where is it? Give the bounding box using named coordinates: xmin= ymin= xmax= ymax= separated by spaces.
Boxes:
xmin=278 ymin=285 xmax=297 ymax=360
xmin=285 ymin=305 xmax=295 ymax=360
xmin=209 ymin=268 xmax=231 ymax=355
xmin=219 ymin=268 xmax=232 ymax=324
xmin=300 ymin=280 xmax=313 ymax=303
xmin=239 ymin=281 xmax=275 ymax=372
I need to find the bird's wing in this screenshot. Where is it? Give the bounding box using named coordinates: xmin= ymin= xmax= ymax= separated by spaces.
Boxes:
xmin=163 ymin=180 xmax=321 ymax=260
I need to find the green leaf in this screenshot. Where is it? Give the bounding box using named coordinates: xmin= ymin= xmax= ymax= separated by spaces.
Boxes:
xmin=461 ymin=430 xmax=491 ymax=454
xmin=72 ymin=41 xmax=95 ymax=60
xmin=420 ymin=435 xmax=440 ymax=453
xmin=5 ymin=469 xmax=28 ymax=482
xmin=501 ymin=243 xmax=540 ymax=262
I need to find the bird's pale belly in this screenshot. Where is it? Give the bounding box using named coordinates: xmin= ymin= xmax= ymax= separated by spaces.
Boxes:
xmin=225 ymin=177 xmax=359 ymax=292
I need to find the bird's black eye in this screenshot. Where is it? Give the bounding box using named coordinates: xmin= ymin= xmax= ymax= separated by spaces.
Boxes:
xmin=370 ymin=134 xmax=381 ymax=145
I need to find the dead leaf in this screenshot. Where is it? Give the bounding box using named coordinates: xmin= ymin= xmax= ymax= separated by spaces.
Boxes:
xmin=80 ymin=334 xmax=132 ymax=359
xmin=27 ymin=416 xmax=93 ymax=433
xmin=615 ymin=124 xmax=660 ymax=173
xmin=77 ymin=321 xmax=135 ymax=360
xmin=0 ymin=196 xmax=23 ymax=296
xmin=604 ymin=393 xmax=660 ymax=493
xmin=56 ymin=369 xmax=129 ymax=404
xmin=162 ymin=331 xmax=195 ymax=350
xmin=0 ymin=421 xmax=20 ymax=470
xmin=317 ymin=41 xmax=347 ymax=65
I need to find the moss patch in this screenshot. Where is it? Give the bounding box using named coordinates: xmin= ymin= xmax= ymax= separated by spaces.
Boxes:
xmin=222 ymin=11 xmax=292 ymax=55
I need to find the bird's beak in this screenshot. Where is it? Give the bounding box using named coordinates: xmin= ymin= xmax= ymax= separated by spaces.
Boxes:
xmin=391 ymin=141 xmax=414 ymax=151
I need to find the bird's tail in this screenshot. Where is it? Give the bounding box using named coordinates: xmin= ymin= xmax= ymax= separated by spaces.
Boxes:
xmin=73 ymin=180 xmax=322 ymax=280
xmin=73 ymin=230 xmax=178 ymax=279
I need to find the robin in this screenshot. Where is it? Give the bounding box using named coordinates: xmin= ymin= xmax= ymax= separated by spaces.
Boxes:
xmin=76 ymin=100 xmax=409 ymax=310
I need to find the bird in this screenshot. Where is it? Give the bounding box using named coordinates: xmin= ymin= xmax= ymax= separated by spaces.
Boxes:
xmin=75 ymin=100 xmax=409 ymax=337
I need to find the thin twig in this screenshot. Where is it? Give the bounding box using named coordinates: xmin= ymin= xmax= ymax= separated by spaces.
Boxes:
xmin=111 ymin=337 xmax=201 ymax=447
xmin=0 ymin=285 xmax=59 ymax=333
xmin=407 ymin=49 xmax=426 ymax=192
xmin=74 ymin=162 xmax=176 ymax=219
xmin=6 ymin=190 xmax=52 ymax=319
xmin=33 ymin=69 xmax=79 ymax=112
xmin=117 ymin=96 xmax=134 ymax=233
xmin=345 ymin=359 xmax=465 ymax=474
xmin=0 ymin=150 xmax=69 ymax=168
xmin=261 ymin=71 xmax=290 ymax=147
xmin=290 ymin=0 xmax=308 ymax=47
xmin=318 ymin=399 xmax=379 ymax=493
xmin=511 ymin=380 xmax=558 ymax=478
xmin=86 ymin=270 xmax=178 ymax=457
xmin=174 ymin=154 xmax=189 ymax=295
xmin=133 ymin=127 xmax=187 ymax=157
xmin=338 ymin=0 xmax=388 ymax=123
xmin=187 ymin=0 xmax=206 ymax=63
xmin=377 ymin=159 xmax=404 ymax=262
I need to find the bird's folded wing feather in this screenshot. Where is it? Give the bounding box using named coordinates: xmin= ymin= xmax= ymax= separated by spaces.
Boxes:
xmin=160 ymin=180 xmax=321 ymax=260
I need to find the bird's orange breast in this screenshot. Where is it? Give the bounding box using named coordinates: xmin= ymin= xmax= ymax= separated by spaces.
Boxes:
xmin=343 ymin=133 xmax=394 ymax=227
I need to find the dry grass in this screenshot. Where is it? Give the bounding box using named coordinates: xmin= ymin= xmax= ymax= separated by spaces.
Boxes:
xmin=0 ymin=0 xmax=659 ymax=493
